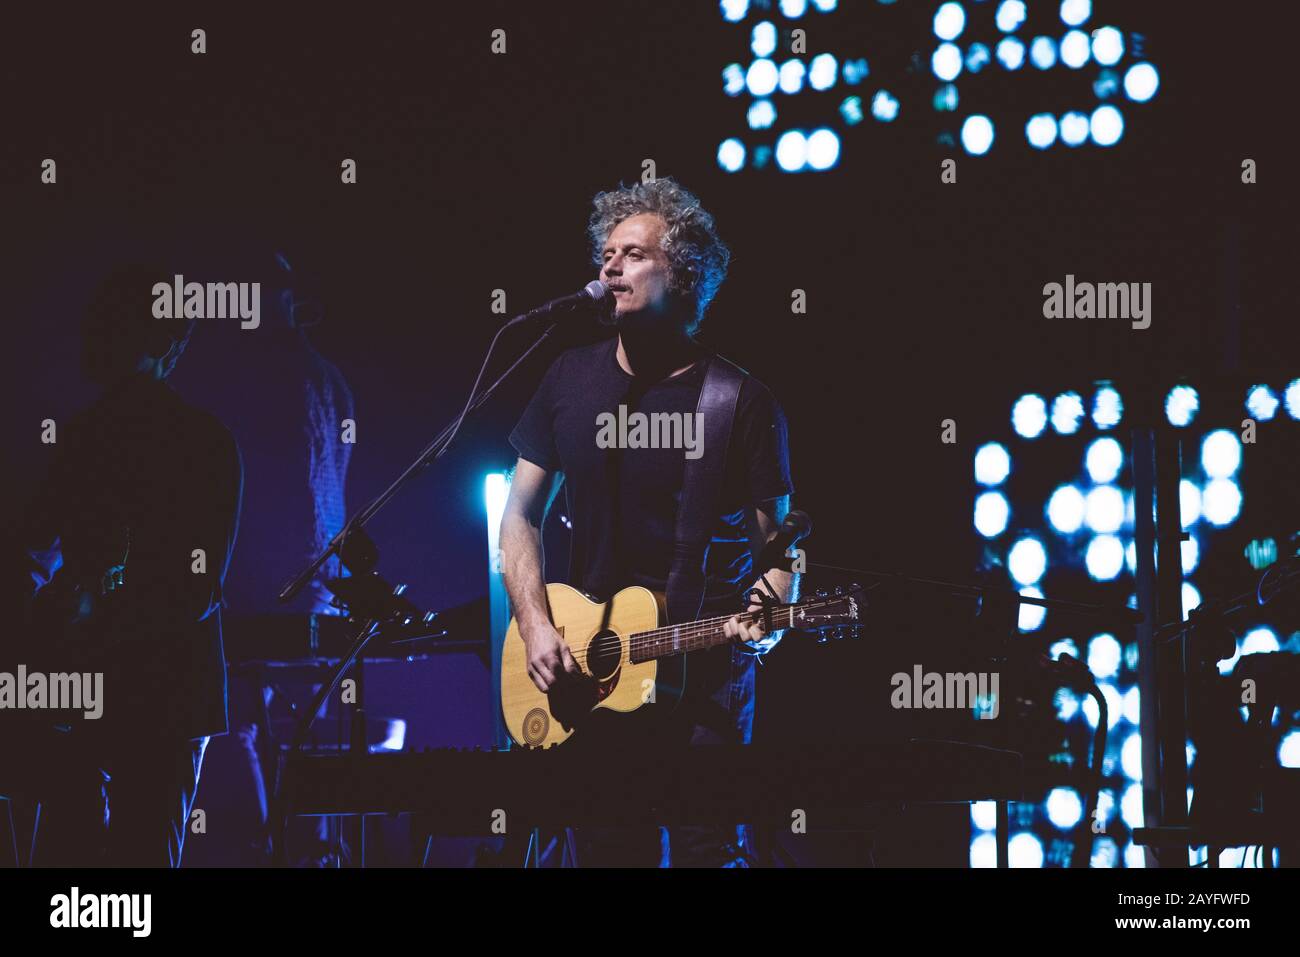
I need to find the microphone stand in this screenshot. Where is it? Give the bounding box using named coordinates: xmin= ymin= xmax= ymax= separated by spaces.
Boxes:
xmin=270 ymin=305 xmax=590 ymax=865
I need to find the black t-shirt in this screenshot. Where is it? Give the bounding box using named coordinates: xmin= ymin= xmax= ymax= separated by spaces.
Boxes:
xmin=509 ymin=337 xmax=793 ymax=617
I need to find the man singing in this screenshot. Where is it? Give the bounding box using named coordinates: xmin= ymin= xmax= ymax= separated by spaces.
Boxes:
xmin=500 ymin=178 xmax=797 ymax=866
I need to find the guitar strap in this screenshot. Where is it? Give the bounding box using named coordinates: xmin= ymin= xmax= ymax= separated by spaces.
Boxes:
xmin=665 ymin=354 xmax=747 ymax=626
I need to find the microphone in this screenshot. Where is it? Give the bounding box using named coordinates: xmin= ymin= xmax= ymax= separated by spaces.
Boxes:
xmin=507 ymin=280 xmax=611 ymax=327
xmin=756 ymin=510 xmax=813 ymax=572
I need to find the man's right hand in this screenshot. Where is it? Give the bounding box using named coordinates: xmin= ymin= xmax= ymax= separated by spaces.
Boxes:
xmin=522 ymin=621 xmax=581 ymax=693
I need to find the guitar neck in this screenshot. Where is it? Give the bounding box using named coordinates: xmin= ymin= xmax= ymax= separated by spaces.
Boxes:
xmin=628 ymin=605 xmax=800 ymax=663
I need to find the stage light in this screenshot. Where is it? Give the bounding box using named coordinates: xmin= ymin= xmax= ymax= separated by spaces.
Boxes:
xmin=1085 ymin=486 xmax=1124 ymax=534
xmin=812 ymin=0 xmax=837 ymax=11
xmin=1051 ymin=392 xmax=1084 ymax=433
xmin=1121 ymin=732 xmax=1141 ymax=781
xmin=1056 ymin=688 xmax=1080 ymax=721
xmin=933 ymin=84 xmax=959 ymax=111
xmin=779 ymin=59 xmax=807 ymax=93
xmin=751 ymin=21 xmax=777 ymax=57
xmin=1124 ymin=843 xmax=1146 ymax=868
xmin=1090 ymin=105 xmax=1124 ymax=146
xmin=1093 ymin=69 xmax=1120 ymax=100
xmin=721 ymin=0 xmax=749 ymax=23
xmin=1026 ymin=113 xmax=1058 ymax=149
xmin=775 ymin=130 xmax=808 ymax=171
xmin=1060 ymin=0 xmax=1091 ymax=27
xmin=723 ymin=63 xmax=746 ymax=96
xmin=970 ymin=833 xmax=998 ymax=868
xmin=1086 ymin=535 xmax=1124 ymax=580
xmin=975 ymin=491 xmax=1010 ymax=537
xmin=1009 ymin=833 xmax=1045 ymax=868
xmin=843 ymin=58 xmax=870 ymax=84
xmin=1009 ymin=537 xmax=1047 ymax=586
xmin=932 ymin=43 xmax=963 ymax=81
xmin=1182 ymin=581 xmax=1201 ymax=620
xmin=746 ymin=59 xmax=779 ymax=96
xmin=780 ymin=0 xmax=808 ymax=17
xmin=717 ymin=138 xmax=746 ymax=172
xmin=961 ymin=114 xmax=994 ymax=155
xmin=1092 ymin=26 xmax=1123 ymax=65
xmin=872 ymin=89 xmax=900 ymax=121
xmin=1060 ymin=111 xmax=1089 ymax=146
xmin=1179 ymin=479 xmax=1201 ymax=528
xmin=1245 ymin=384 xmax=1278 ymax=421
xmin=1124 ymin=62 xmax=1160 ymax=102
xmin=1060 ymin=30 xmax=1091 ymax=68
xmin=1165 ymin=385 xmax=1199 ymax=427
xmin=1201 ymin=429 xmax=1242 ymax=479
xmin=996 ymin=37 xmax=1025 ymax=70
xmin=975 ymin=442 xmax=1011 ymax=485
xmin=1088 ymin=633 xmax=1121 ymax=680
xmin=1280 ymin=730 xmax=1300 ymax=769
xmin=971 ymin=801 xmax=997 ymax=831
xmin=1046 ymin=788 xmax=1083 ymax=829
xmin=996 ymin=0 xmax=1026 ymax=33
xmin=1092 ymin=386 xmax=1123 ymax=428
xmin=934 ymin=2 xmax=966 ymax=41
xmin=1123 ymin=686 xmax=1140 ymax=725
xmin=1181 ymin=535 xmax=1199 ymax=574
xmin=1012 ymin=394 xmax=1047 ymax=438
xmin=748 ymin=99 xmax=776 ymax=129
xmin=806 ymin=128 xmax=841 ymax=170
xmin=1285 ymin=378 xmax=1300 ymax=419
xmin=1048 ymin=484 xmax=1086 ymax=534
xmin=840 ymin=95 xmax=864 ymax=124
xmin=966 ymin=42 xmax=991 ymax=73
xmin=1202 ymin=479 xmax=1242 ymax=527
xmin=1030 ymin=36 xmax=1057 ymax=70
xmin=1241 ymin=626 xmax=1280 ymax=655
xmin=1086 ymin=437 xmax=1124 ymax=484
xmin=809 ymin=53 xmax=838 ymax=90
xmin=1019 ymin=586 xmax=1046 ymax=631
xmin=1120 ymin=782 xmax=1144 ymax=829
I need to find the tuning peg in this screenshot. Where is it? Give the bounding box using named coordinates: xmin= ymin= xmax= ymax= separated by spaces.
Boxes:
xmin=833 ymin=585 xmax=843 ymax=596
xmin=814 ymin=588 xmax=828 ymax=599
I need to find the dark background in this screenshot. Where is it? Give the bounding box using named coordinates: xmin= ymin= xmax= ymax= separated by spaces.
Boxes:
xmin=1 ymin=1 xmax=1290 ymax=861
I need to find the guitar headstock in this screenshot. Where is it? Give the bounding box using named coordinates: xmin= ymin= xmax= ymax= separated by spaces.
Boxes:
xmin=794 ymin=584 xmax=865 ymax=642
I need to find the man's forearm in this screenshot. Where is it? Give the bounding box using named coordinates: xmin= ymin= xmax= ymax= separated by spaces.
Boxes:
xmin=499 ymin=512 xmax=552 ymax=631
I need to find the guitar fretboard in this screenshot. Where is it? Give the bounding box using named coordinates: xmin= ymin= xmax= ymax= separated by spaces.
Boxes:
xmin=628 ymin=605 xmax=800 ymax=663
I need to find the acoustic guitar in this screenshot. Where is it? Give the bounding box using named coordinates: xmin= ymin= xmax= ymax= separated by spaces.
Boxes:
xmin=501 ymin=582 xmax=862 ymax=747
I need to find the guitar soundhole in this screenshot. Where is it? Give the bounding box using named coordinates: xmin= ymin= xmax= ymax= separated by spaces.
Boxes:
xmin=522 ymin=708 xmax=549 ymax=746
xmin=586 ymin=629 xmax=623 ymax=681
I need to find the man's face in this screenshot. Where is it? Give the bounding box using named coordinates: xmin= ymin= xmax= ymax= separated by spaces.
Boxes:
xmin=599 ymin=213 xmax=676 ymax=329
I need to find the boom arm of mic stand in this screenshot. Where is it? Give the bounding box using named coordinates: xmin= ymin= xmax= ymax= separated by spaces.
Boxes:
xmin=277 ymin=317 xmax=564 ymax=604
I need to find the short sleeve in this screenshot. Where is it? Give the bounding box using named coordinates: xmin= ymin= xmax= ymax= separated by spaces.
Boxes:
xmin=738 ymin=379 xmax=793 ymax=504
xmin=509 ymin=353 xmax=564 ymax=471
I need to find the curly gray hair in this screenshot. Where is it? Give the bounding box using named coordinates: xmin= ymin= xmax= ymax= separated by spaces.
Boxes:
xmin=588 ymin=177 xmax=730 ymax=334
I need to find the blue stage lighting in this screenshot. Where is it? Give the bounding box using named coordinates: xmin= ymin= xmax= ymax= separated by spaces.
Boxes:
xmin=996 ymin=0 xmax=1026 ymax=32
xmin=1012 ymin=394 xmax=1047 ymax=438
xmin=996 ymin=36 xmax=1025 ymax=70
xmin=1124 ymin=63 xmax=1160 ymax=102
xmin=718 ymin=138 xmax=746 ymax=172
xmin=1026 ymin=113 xmax=1058 ymax=149
xmin=1245 ymin=384 xmax=1278 ymax=420
xmin=1090 ymin=105 xmax=1124 ymax=146
xmin=1086 ymin=437 xmax=1124 ymax=483
xmin=974 ymin=442 xmax=1011 ymax=485
xmin=1048 ymin=484 xmax=1086 ymax=534
xmin=1092 ymin=26 xmax=1124 ymax=65
xmin=934 ymin=2 xmax=966 ymax=41
xmin=975 ymin=491 xmax=1010 ymax=538
xmin=961 ymin=114 xmax=994 ymax=155
xmin=1165 ymin=385 xmax=1199 ymax=426
xmin=806 ymin=128 xmax=840 ymax=170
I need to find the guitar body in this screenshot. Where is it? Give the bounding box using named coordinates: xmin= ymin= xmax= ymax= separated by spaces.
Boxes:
xmin=500 ymin=583 xmax=685 ymax=748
